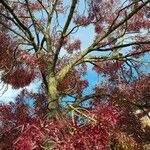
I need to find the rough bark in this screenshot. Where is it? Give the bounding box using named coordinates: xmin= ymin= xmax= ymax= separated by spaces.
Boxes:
xmin=47 ymin=75 xmax=61 ymax=118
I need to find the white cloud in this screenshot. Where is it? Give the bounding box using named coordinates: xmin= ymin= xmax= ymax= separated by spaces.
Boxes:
xmin=0 ymin=84 xmax=21 ymax=103
xmin=0 ymin=78 xmax=41 ymax=104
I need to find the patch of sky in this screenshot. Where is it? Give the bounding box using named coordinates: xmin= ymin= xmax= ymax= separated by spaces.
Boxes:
xmin=82 ymin=64 xmax=100 ymax=94
xmin=138 ymin=54 xmax=150 ymax=74
xmin=0 ymin=77 xmax=41 ymax=103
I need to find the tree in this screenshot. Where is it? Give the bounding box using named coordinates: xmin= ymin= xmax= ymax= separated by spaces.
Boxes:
xmin=0 ymin=0 xmax=150 ymax=149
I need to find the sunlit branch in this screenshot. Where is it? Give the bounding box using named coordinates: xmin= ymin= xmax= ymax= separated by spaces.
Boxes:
xmin=58 ymin=0 xmax=150 ymax=79
xmin=75 ymin=56 xmax=110 ymax=66
xmin=91 ymin=0 xmax=150 ymax=48
xmin=67 ymin=103 xmax=97 ymax=123
xmin=42 ymin=0 xmax=59 ymax=56
xmin=53 ymin=0 xmax=78 ymax=72
xmin=75 ymin=41 xmax=150 ymax=66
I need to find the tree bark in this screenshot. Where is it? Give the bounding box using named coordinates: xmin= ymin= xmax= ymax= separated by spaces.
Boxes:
xmin=47 ymin=75 xmax=61 ymax=119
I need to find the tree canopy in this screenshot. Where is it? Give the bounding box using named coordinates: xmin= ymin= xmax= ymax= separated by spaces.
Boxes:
xmin=0 ymin=0 xmax=150 ymax=149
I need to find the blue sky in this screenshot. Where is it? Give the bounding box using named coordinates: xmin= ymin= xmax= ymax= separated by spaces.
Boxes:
xmin=0 ymin=78 xmax=41 ymax=103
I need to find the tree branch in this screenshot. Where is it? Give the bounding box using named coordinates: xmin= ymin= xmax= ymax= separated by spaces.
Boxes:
xmin=0 ymin=0 xmax=38 ymax=51
xmin=96 ymin=41 xmax=150 ymax=52
xmin=0 ymin=20 xmax=31 ymax=43
xmin=73 ymin=93 xmax=105 ymax=107
xmin=52 ymin=0 xmax=78 ymax=72
xmin=91 ymin=0 xmax=150 ymax=48
xmin=25 ymin=0 xmax=40 ymax=48
xmin=42 ymin=0 xmax=59 ymax=55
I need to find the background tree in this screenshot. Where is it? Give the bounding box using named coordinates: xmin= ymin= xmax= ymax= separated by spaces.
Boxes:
xmin=0 ymin=0 xmax=150 ymax=149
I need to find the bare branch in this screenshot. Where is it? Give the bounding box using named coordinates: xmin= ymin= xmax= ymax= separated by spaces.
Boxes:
xmin=57 ymin=0 xmax=150 ymax=81
xmin=44 ymin=0 xmax=58 ymax=53
xmin=0 ymin=20 xmax=31 ymax=42
xmin=96 ymin=41 xmax=150 ymax=52
xmin=25 ymin=0 xmax=40 ymax=48
xmin=73 ymin=93 xmax=104 ymax=107
xmin=37 ymin=0 xmax=49 ymax=15
xmin=91 ymin=0 xmax=150 ymax=48
xmin=52 ymin=0 xmax=78 ymax=72
xmin=0 ymin=0 xmax=38 ymax=51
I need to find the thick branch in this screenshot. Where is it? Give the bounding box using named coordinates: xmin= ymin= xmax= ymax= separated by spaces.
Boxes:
xmin=73 ymin=93 xmax=105 ymax=107
xmin=57 ymin=0 xmax=150 ymax=81
xmin=95 ymin=41 xmax=150 ymax=52
xmin=52 ymin=0 xmax=78 ymax=72
xmin=0 ymin=12 xmax=30 ymax=37
xmin=91 ymin=0 xmax=150 ymax=48
xmin=75 ymin=0 xmax=150 ymax=61
xmin=44 ymin=0 xmax=58 ymax=53
xmin=125 ymin=49 xmax=150 ymax=57
xmin=72 ymin=92 xmax=150 ymax=115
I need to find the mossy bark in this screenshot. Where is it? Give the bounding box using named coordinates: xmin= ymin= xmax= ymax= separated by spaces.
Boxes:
xmin=47 ymin=75 xmax=61 ymax=119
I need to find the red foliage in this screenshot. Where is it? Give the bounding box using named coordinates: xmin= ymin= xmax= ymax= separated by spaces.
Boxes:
xmin=0 ymin=32 xmax=14 ymax=71
xmin=65 ymin=39 xmax=81 ymax=53
xmin=58 ymin=70 xmax=89 ymax=95
xmin=93 ymin=60 xmax=124 ymax=75
xmin=2 ymin=66 xmax=36 ymax=89
xmin=1 ymin=0 xmax=150 ymax=149
xmin=74 ymin=15 xmax=93 ymax=26
xmin=8 ymin=105 xmax=121 ymax=150
xmin=13 ymin=124 xmax=45 ymax=150
xmin=0 ymin=101 xmax=34 ymax=149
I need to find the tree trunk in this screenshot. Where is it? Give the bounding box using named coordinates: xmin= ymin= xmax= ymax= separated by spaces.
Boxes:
xmin=47 ymin=76 xmax=61 ymax=119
